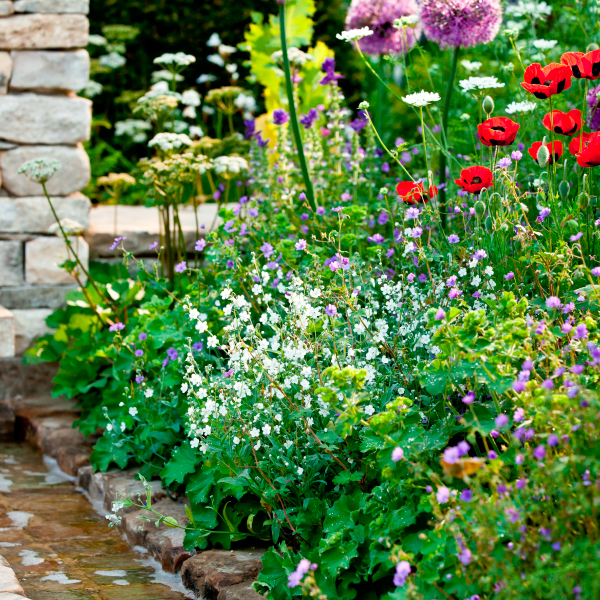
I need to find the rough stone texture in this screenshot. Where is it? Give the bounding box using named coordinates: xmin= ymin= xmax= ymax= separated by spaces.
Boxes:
xmin=0 ymin=359 xmax=57 ymax=400
xmin=10 ymin=49 xmax=89 ymax=91
xmin=85 ymin=204 xmax=226 ymax=257
xmin=11 ymin=307 xmax=52 ymax=354
xmin=0 ymin=2 xmax=14 ymax=17
xmin=0 ymin=283 xmax=77 ymax=309
xmin=0 ymin=400 xmax=15 ymax=438
xmin=0 ymin=555 xmax=25 ymax=597
xmin=0 ymin=93 xmax=91 ymax=144
xmin=0 ymin=51 xmax=12 ymax=93
xmin=0 ymin=194 xmax=90 ymax=233
xmin=181 ymin=550 xmax=266 ymax=599
xmin=102 ymin=473 xmax=167 ymax=514
xmin=122 ymin=498 xmax=190 ymax=573
xmin=25 ymin=235 xmax=88 ymax=285
xmin=55 ymin=443 xmax=91 ymax=476
xmin=14 ymin=0 xmax=89 ymax=13
xmin=0 ymin=306 xmax=14 ymax=358
xmin=24 ymin=414 xmax=84 ymax=455
xmin=0 ymin=240 xmax=23 ymax=286
xmin=2 ymin=143 xmax=90 ymax=196
xmin=0 ymin=13 xmax=88 ymax=49
xmin=217 ymin=581 xmax=265 ymax=600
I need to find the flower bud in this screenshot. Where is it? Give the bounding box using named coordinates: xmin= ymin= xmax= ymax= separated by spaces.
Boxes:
xmin=537 ymin=144 xmax=550 ymax=167
xmin=482 ymin=95 xmax=495 ymax=115
xmin=588 ymin=43 xmax=600 ymax=52
xmin=474 ymin=200 xmax=486 ymax=219
xmin=500 ymin=222 xmax=510 ymax=232
xmin=559 ymin=180 xmax=570 ymax=199
xmin=579 ymin=193 xmax=590 ymax=210
xmin=566 ymin=219 xmax=579 ymax=233
xmin=485 ymin=216 xmax=493 ymax=231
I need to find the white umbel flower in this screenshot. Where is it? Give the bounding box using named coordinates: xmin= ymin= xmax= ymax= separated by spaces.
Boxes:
xmin=148 ymin=132 xmax=192 ymax=151
xmin=213 ymin=156 xmax=249 ymax=175
xmin=18 ymin=158 xmax=62 ymax=183
xmin=154 ymin=52 xmax=196 ymax=67
xmin=459 ymin=76 xmax=505 ymax=92
xmin=532 ymin=39 xmax=557 ymax=50
xmin=402 ymin=90 xmax=441 ymax=107
xmin=336 ymin=27 xmax=374 ymax=42
xmin=505 ymin=100 xmax=537 ymax=115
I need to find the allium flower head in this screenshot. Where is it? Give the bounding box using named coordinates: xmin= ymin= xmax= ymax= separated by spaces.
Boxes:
xmin=420 ymin=0 xmax=503 ymax=49
xmin=344 ymin=0 xmax=421 ymax=55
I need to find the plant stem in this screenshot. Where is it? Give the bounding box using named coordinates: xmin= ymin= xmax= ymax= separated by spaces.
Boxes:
xmin=279 ymin=3 xmax=317 ymax=212
xmin=439 ymin=46 xmax=460 ymax=231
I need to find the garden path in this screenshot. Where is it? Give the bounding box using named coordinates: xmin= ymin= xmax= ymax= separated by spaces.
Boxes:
xmin=0 ymin=442 xmax=192 ymax=600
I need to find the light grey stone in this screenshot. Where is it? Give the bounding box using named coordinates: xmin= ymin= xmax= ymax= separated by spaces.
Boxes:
xmin=10 ymin=49 xmax=88 ymax=91
xmin=0 ymin=283 xmax=76 ymax=308
xmin=0 ymin=51 xmax=12 ymax=94
xmin=0 ymin=193 xmax=90 ymax=233
xmin=0 ymin=14 xmax=88 ymax=50
xmin=12 ymin=307 xmax=52 ymax=354
xmin=25 ymin=235 xmax=88 ymax=284
xmin=0 ymin=94 xmax=91 ymax=144
xmin=0 ymin=306 xmax=14 ymax=358
xmin=14 ymin=0 xmax=88 ymax=13
xmin=0 ymin=142 xmax=15 ymax=150
xmin=0 ymin=240 xmax=23 ymax=285
xmin=0 ymin=1 xmax=14 ymax=17
xmin=1 ymin=144 xmax=90 ymax=195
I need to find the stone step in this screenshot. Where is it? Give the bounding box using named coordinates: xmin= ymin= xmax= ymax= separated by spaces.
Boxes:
xmin=0 ymin=555 xmax=26 ymax=597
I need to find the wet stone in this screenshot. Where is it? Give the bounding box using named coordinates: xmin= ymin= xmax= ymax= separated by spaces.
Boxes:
xmin=217 ymin=581 xmax=265 ymax=600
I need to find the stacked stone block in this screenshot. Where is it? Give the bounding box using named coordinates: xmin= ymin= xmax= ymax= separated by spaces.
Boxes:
xmin=0 ymin=0 xmax=91 ymax=357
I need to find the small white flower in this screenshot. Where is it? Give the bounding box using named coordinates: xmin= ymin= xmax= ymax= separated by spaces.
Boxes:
xmin=190 ymin=438 xmax=199 ymax=448
xmin=250 ymin=427 xmax=260 ymax=437
xmin=207 ymin=335 xmax=219 ymax=348
xmin=206 ymin=33 xmax=221 ymax=47
xmin=297 ymin=467 xmax=304 ymax=475
xmin=262 ymin=424 xmax=272 ymax=435
xmin=233 ymin=436 xmax=240 ymax=445
xmin=207 ymin=53 xmax=225 ymax=67
xmin=506 ymin=100 xmax=537 ymax=115
xmin=99 ymin=52 xmax=126 ymax=69
xmin=364 ymin=405 xmax=375 ymax=416
xmin=336 ymin=27 xmax=374 ymax=42
xmin=213 ymin=156 xmax=249 ymax=175
xmin=458 ymin=268 xmax=467 ymax=277
xmin=144 ymin=388 xmax=154 ymax=398
xmin=402 ymin=90 xmax=441 ymax=107
xmin=18 ymin=158 xmax=62 ymax=184
xmin=461 ymin=59 xmax=482 ymax=73
xmin=182 ymin=89 xmax=201 ymax=107
xmin=106 ymin=423 xmax=113 ymax=431
xmin=485 ymin=266 xmax=494 ymax=276
xmin=196 ymin=321 xmax=208 ymax=334
xmin=129 ymin=407 xmax=138 ymax=416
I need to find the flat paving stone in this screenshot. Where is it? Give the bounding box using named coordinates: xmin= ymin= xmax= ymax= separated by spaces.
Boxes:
xmin=0 ymin=442 xmax=192 ymax=600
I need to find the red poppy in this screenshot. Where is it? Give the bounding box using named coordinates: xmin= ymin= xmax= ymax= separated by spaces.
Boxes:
xmin=528 ymin=141 xmax=563 ymax=165
xmin=396 ymin=181 xmax=438 ymax=205
xmin=477 ymin=117 xmax=520 ymax=147
xmin=454 ymin=166 xmax=493 ymax=195
xmin=569 ymin=131 xmax=593 ymax=156
xmin=561 ymin=50 xmax=600 ymax=80
xmin=542 ymin=109 xmax=581 ymax=136
xmin=576 ymin=132 xmax=600 ymax=167
xmin=521 ymin=63 xmax=572 ymax=99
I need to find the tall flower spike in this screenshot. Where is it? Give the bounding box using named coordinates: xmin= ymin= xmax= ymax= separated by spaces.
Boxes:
xmin=419 ymin=0 xmax=502 ymax=49
xmin=344 ymin=0 xmax=421 ymax=55
xmin=521 ymin=63 xmax=572 ymax=100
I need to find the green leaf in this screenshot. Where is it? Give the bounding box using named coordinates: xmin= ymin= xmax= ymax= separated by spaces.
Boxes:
xmin=160 ymin=443 xmax=198 ymax=486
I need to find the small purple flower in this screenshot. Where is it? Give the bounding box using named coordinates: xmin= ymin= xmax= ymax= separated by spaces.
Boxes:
xmin=436 ymin=486 xmax=450 ymax=504
xmin=273 ymin=108 xmax=289 ymax=125
xmin=516 ymin=478 xmax=527 ymax=490
xmin=511 ymin=150 xmax=523 ymax=161
xmin=457 ymin=441 xmax=470 ymax=456
xmin=571 ymin=364 xmax=585 ymax=375
xmin=496 ymin=157 xmax=512 ymax=169
xmin=406 ymin=207 xmax=420 ymax=219
xmin=192 ymin=342 xmax=203 ymax=351
xmin=135 ymin=375 xmax=144 ymax=383
xmin=134 ymin=349 xmax=144 ymax=358
xmin=460 ymin=488 xmax=473 ymax=502
xmin=444 ymin=447 xmax=460 ymax=464
xmin=548 ymin=434 xmax=558 ymax=447
xmin=325 ymin=304 xmax=337 ymax=317
xmin=195 ymin=239 xmax=207 ymax=252
xmin=448 ymin=234 xmax=460 ymax=243
xmin=546 ymin=296 xmax=561 ymax=309
xmin=513 ymin=380 xmax=525 ymax=393
xmin=139 ymin=333 xmax=147 ymax=341
xmin=287 ymin=558 xmax=311 ymax=588
xmin=552 ymin=542 xmax=562 ymax=551
xmin=391 ymin=447 xmax=404 ymax=462
xmin=299 ymin=107 xmax=319 ymax=129
xmin=514 ymin=407 xmax=525 ymax=422
xmin=592 ymin=267 xmax=600 ymax=276
xmin=488 ymin=450 xmax=498 ymax=459
xmin=261 ymin=242 xmax=274 ymax=258
xmin=459 ymin=547 xmax=472 ymax=565
xmin=496 ymin=414 xmax=509 ymax=428
xmin=319 ymin=57 xmax=344 ymax=86
xmin=175 ymin=261 xmax=187 ymax=273
xmin=109 ymin=236 xmax=126 ymax=251
xmin=505 ymin=271 xmax=514 ymax=280
xmin=575 ymin=323 xmax=589 ymax=339
xmin=149 ymin=241 xmax=159 ymax=250
xmin=167 ymin=347 xmax=178 ymax=361
xmin=541 ymin=379 xmax=554 ymax=390
xmin=533 ymin=445 xmax=546 ymax=460
xmin=435 ymin=308 xmax=445 ymax=320
xmin=537 ymin=207 xmax=551 ymax=223
xmin=369 ymin=233 xmax=385 ymax=244
xmin=570 ymin=231 xmax=583 ymax=242
xmin=295 ymin=239 xmax=307 ymax=251
xmin=473 ymin=249 xmax=487 ymax=260
xmin=462 ymin=391 xmax=475 ymax=405
xmin=109 ymin=322 xmax=125 ymax=332
xmin=393 ymin=561 xmax=412 ymax=588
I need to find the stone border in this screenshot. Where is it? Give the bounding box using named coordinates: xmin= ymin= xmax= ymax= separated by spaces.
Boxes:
xmin=9 ymin=395 xmax=265 ymax=600
xmin=0 ymin=554 xmax=27 ymax=598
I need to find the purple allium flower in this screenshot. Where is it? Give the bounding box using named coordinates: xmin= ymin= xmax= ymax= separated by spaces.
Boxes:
xmin=319 ymin=57 xmax=344 ymax=86
xmin=272 ymin=108 xmax=289 ymax=125
xmin=134 ymin=349 xmax=144 ymax=358
xmin=295 ymin=239 xmax=307 ymax=251
xmin=533 ymin=445 xmax=546 ymax=460
xmin=460 ymin=488 xmax=473 ymax=502
xmin=139 ymin=333 xmax=147 ymax=341
xmin=195 ymin=238 xmax=206 ymax=252
xmin=109 ymin=322 xmax=125 ymax=332
xmin=393 ymin=560 xmax=412 ymax=587
xmin=391 ymin=447 xmax=404 ymax=461
xmin=345 ymin=0 xmax=421 ymax=55
xmin=175 ymin=261 xmax=187 ymax=273
xmin=325 ymin=304 xmax=337 ymax=317
xmin=448 ymin=234 xmax=460 ymax=243
xmin=420 ymin=0 xmax=503 ymax=49
xmin=436 ymin=486 xmax=450 ymax=503
xmin=109 ymin=236 xmax=126 ymax=251
xmin=511 ymin=150 xmax=523 ymax=161
xmin=496 ymin=414 xmax=509 ymax=428
xmin=505 ymin=271 xmax=514 ymax=280
xmin=435 ymin=308 xmax=446 ymax=320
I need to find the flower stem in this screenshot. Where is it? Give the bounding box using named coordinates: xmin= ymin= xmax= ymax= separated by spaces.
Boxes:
xmin=439 ymin=46 xmax=460 ymax=231
xmin=279 ymin=4 xmax=316 ymax=212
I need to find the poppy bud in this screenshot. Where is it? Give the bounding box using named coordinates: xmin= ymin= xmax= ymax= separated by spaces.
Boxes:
xmin=475 ymin=200 xmax=486 ymax=219
xmin=559 ymin=180 xmax=570 ymax=199
xmin=587 ymin=43 xmax=600 ymax=52
xmin=482 ymin=95 xmax=495 ymax=115
xmin=579 ymin=193 xmax=590 ymax=210
xmin=485 ymin=216 xmax=493 ymax=231
xmin=537 ymin=144 xmax=550 ymax=167
xmin=566 ymin=219 xmax=579 ymax=232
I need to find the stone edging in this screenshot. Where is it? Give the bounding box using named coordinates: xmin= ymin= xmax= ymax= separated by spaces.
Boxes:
xmin=11 ymin=395 xmax=265 ymax=600
xmin=0 ymin=553 xmax=27 ymax=599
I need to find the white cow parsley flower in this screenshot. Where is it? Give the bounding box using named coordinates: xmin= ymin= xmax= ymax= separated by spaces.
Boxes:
xmin=402 ymin=90 xmax=441 ymax=107
xmin=336 ymin=27 xmax=374 ymax=42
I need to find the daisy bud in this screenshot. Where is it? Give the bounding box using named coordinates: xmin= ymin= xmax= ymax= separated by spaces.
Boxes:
xmin=559 ymin=180 xmax=570 ymax=199
xmin=579 ymin=192 xmax=590 ymax=210
xmin=482 ymin=95 xmax=495 ymax=115
xmin=537 ymin=143 xmax=550 ymax=167
xmin=474 ymin=200 xmax=486 ymax=219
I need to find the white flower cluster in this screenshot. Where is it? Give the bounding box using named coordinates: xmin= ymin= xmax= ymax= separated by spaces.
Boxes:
xmin=148 ymin=132 xmax=193 ymax=151
xmin=459 ymin=77 xmax=505 ymax=93
xmin=336 ymin=27 xmax=374 ymax=42
xmin=154 ymin=52 xmax=196 ymax=67
xmin=213 ymin=156 xmax=249 ymax=175
xmin=402 ymin=90 xmax=441 ymax=107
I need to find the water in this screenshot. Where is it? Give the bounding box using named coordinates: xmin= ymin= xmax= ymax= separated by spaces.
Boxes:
xmin=0 ymin=442 xmax=193 ymax=600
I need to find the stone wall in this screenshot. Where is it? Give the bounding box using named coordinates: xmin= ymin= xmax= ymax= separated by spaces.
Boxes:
xmin=0 ymin=0 xmax=90 ymax=358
